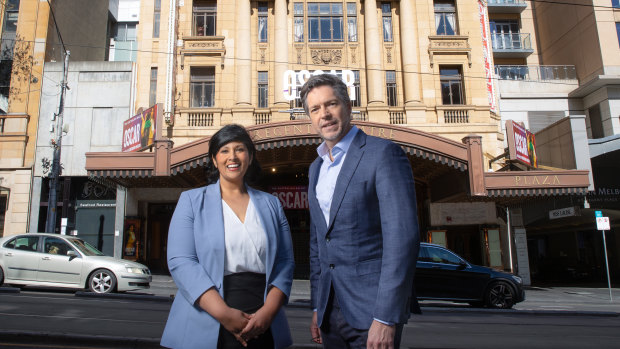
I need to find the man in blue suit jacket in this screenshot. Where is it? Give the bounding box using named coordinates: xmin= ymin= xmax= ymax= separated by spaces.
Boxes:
xmin=301 ymin=74 xmax=420 ymax=349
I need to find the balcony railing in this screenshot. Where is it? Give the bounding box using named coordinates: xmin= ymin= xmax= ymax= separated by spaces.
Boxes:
xmin=443 ymin=109 xmax=469 ymax=123
xmin=187 ymin=111 xmax=214 ymax=127
xmin=491 ymin=33 xmax=532 ymax=50
xmin=254 ymin=111 xmax=271 ymax=125
xmin=491 ymin=33 xmax=533 ymax=57
xmin=487 ymin=0 xmax=527 ymax=13
xmin=389 ymin=111 xmax=406 ymax=125
xmin=495 ymin=65 xmax=577 ymax=81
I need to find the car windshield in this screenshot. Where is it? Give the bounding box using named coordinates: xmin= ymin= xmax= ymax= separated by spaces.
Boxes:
xmin=67 ymin=238 xmax=105 ymax=256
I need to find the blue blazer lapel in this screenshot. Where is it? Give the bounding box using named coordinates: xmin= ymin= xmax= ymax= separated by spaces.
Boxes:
xmin=309 ymin=158 xmax=328 ymax=233
xmin=202 ymin=181 xmax=225 ymax=290
xmin=327 ymin=131 xmax=366 ymax=231
xmin=247 ymin=187 xmax=276 ymax=278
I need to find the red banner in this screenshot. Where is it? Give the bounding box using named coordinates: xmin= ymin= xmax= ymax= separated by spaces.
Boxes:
xmin=269 ymin=186 xmax=309 ymax=210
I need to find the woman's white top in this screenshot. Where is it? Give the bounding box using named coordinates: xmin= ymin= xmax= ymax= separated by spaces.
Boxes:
xmin=222 ymin=199 xmax=267 ymax=275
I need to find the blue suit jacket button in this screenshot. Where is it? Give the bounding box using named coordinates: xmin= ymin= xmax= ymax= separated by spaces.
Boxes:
xmin=329 ymin=264 xmax=335 ymax=269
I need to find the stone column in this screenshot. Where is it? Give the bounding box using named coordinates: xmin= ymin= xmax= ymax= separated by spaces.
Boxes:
xmin=462 ymin=135 xmax=486 ymax=197
xmin=363 ymin=0 xmax=384 ymax=105
xmin=274 ymin=0 xmax=288 ymax=105
xmin=399 ymin=0 xmax=421 ymax=104
xmin=236 ymin=0 xmax=252 ymax=105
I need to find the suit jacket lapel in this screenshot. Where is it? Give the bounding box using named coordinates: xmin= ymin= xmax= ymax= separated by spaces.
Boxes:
xmin=247 ymin=187 xmax=276 ymax=278
xmin=309 ymin=158 xmax=328 ymax=233
xmin=327 ymin=130 xmax=366 ymax=231
xmin=202 ymin=181 xmax=225 ymax=288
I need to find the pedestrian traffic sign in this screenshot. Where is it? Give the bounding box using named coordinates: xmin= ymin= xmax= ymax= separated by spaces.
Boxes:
xmin=595 ymin=210 xmax=602 ymax=218
xmin=596 ymin=216 xmax=610 ymax=231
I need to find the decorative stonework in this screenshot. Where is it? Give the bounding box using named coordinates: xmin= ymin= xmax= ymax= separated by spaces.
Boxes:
xmin=428 ymin=36 xmax=472 ymax=67
xmin=311 ymin=49 xmax=342 ymax=65
xmin=386 ymin=47 xmax=392 ymax=63
xmin=351 ymin=47 xmax=357 ymax=63
xmin=295 ymin=45 xmax=304 ymax=64
xmin=260 ymin=48 xmax=266 ymax=64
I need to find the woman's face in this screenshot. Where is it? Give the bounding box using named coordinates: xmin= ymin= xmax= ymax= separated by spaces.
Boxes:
xmin=213 ymin=141 xmax=251 ymax=185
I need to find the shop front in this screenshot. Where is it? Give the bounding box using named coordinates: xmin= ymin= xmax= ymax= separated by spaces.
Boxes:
xmin=86 ymin=121 xmax=590 ymax=282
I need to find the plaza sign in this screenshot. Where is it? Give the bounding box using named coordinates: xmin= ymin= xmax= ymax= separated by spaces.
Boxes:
xmin=282 ymin=70 xmax=356 ymax=101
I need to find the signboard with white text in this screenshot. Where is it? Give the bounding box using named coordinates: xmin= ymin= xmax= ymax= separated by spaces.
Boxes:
xmin=269 ymin=186 xmax=309 ymax=210
xmin=283 ymin=70 xmax=356 ymax=102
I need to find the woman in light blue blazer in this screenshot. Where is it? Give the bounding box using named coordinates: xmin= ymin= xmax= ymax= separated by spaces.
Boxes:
xmin=161 ymin=125 xmax=294 ymax=349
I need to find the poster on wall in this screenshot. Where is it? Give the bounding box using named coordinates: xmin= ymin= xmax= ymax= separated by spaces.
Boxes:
xmin=123 ymin=218 xmax=141 ymax=261
xmin=506 ymin=120 xmax=538 ymax=168
xmin=122 ymin=104 xmax=159 ymax=152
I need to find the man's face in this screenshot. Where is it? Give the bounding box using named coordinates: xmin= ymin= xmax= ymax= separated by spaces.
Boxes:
xmin=306 ymin=85 xmax=352 ymax=148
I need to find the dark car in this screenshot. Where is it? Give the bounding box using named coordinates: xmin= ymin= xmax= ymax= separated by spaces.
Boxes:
xmin=414 ymin=243 xmax=525 ymax=309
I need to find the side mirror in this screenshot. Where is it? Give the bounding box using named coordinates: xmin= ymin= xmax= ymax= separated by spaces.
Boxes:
xmin=457 ymin=261 xmax=467 ymax=270
xmin=67 ymin=250 xmax=78 ymax=260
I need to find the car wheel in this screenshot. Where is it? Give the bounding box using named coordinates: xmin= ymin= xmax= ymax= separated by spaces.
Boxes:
xmin=0 ymin=266 xmax=4 ymax=286
xmin=485 ymin=281 xmax=515 ymax=309
xmin=88 ymin=269 xmax=117 ymax=294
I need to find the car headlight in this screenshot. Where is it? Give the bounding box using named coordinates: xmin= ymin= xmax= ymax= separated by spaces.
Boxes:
xmin=511 ymin=275 xmax=522 ymax=284
xmin=126 ymin=267 xmax=145 ymax=274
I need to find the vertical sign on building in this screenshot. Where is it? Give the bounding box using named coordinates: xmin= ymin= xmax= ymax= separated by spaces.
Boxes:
xmin=513 ymin=228 xmax=531 ymax=286
xmin=479 ymin=0 xmax=497 ymax=114
xmin=506 ymin=120 xmax=538 ymax=168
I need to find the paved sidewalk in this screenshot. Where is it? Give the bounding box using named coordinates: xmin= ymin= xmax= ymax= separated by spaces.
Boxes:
xmin=135 ymin=275 xmax=620 ymax=315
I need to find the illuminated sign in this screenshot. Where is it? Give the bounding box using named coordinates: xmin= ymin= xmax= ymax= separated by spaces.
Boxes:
xmin=506 ymin=120 xmax=537 ymax=168
xmin=282 ymin=70 xmax=356 ymax=101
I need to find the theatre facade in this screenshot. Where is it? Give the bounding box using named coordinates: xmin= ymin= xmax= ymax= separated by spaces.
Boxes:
xmin=84 ymin=0 xmax=590 ymax=282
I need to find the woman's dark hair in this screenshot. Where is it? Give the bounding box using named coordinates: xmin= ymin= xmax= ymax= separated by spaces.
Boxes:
xmin=205 ymin=124 xmax=261 ymax=185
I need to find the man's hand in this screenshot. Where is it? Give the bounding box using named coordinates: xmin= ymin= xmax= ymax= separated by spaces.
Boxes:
xmin=220 ymin=308 xmax=252 ymax=347
xmin=310 ymin=311 xmax=322 ymax=344
xmin=366 ymin=320 xmax=395 ymax=349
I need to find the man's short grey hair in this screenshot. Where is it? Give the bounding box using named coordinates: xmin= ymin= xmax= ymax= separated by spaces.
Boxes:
xmin=299 ymin=74 xmax=352 ymax=115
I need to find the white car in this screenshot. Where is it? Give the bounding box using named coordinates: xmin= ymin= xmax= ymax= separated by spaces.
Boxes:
xmin=0 ymin=233 xmax=151 ymax=294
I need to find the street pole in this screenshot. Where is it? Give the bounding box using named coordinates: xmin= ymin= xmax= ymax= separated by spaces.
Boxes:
xmin=45 ymin=50 xmax=70 ymax=234
xmin=602 ymin=229 xmax=613 ymax=302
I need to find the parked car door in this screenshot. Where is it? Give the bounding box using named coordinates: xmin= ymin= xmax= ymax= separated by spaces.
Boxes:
xmin=37 ymin=236 xmax=83 ymax=286
xmin=2 ymin=235 xmax=41 ymax=281
xmin=416 ymin=245 xmax=487 ymax=300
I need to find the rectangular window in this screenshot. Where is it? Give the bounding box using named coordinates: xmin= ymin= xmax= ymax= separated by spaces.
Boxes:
xmin=614 ymin=0 xmax=620 ymax=8
xmin=440 ymin=66 xmax=464 ymax=105
xmin=617 ymin=22 xmax=620 ymax=47
xmin=258 ymin=71 xmax=268 ymax=108
xmin=308 ymin=2 xmax=343 ymax=42
xmin=153 ymin=0 xmax=160 ymax=38
xmin=258 ymin=2 xmax=268 ymax=42
xmin=194 ymin=1 xmax=217 ymax=36
xmin=434 ymin=0 xmax=457 ymax=35
xmin=490 ymin=20 xmax=520 ymax=49
xmin=386 ymin=71 xmax=397 ymax=106
xmin=382 ymin=2 xmax=393 ymax=42
xmin=191 ymin=67 xmax=215 ymax=108
xmin=294 ymin=2 xmax=304 ymax=42
xmin=351 ymin=70 xmax=361 ymax=107
xmin=0 ymin=0 xmax=18 ymax=110
xmin=347 ymin=3 xmax=357 ymax=42
xmin=149 ymin=68 xmax=157 ymax=107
